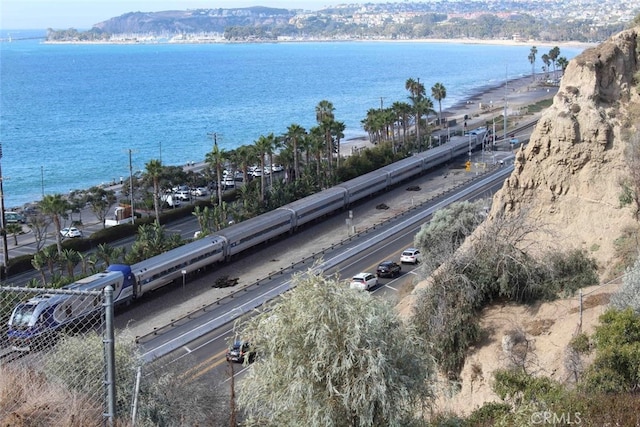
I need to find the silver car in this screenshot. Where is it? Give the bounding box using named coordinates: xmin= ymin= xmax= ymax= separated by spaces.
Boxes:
xmin=400 ymin=248 xmax=421 ymax=264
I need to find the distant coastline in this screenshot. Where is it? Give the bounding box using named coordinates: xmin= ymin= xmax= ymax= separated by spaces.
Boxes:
xmin=42 ymin=35 xmax=596 ymax=50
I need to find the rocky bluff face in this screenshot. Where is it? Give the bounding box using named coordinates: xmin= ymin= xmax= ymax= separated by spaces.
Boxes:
xmin=492 ymin=28 xmax=640 ymax=277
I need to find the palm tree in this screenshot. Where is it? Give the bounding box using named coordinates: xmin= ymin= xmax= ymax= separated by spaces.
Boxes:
xmin=405 ymin=77 xmax=426 ymax=147
xmin=315 ymin=100 xmax=335 ymax=179
xmin=205 ymin=140 xmax=226 ymax=207
xmin=362 ymin=108 xmax=385 ymax=144
xmin=541 ymin=54 xmax=551 ymax=78
xmin=254 ymin=134 xmax=272 ymax=203
xmin=41 ymin=245 xmax=59 ymax=276
xmin=39 ymin=194 xmax=70 ymax=254
xmin=556 ymin=56 xmax=569 ymax=76
xmin=265 ymin=133 xmax=282 ymax=187
xmin=548 ymin=46 xmax=561 ymax=78
xmin=392 ymin=101 xmax=412 ymax=146
xmin=285 ymin=123 xmax=306 ymax=182
xmin=431 ymin=82 xmax=447 ymax=128
xmin=331 ymin=120 xmax=345 ymax=170
xmin=31 ymin=252 xmax=48 ymax=286
xmin=307 ymin=126 xmax=326 ymax=186
xmin=60 ymin=248 xmax=81 ymax=280
xmin=95 ymin=243 xmax=123 ymax=268
xmin=236 ymin=144 xmax=255 ymax=186
xmin=5 ymin=223 xmax=22 ymax=246
xmin=145 ymin=159 xmax=163 ymax=224
xmin=528 ymin=46 xmax=538 ymax=82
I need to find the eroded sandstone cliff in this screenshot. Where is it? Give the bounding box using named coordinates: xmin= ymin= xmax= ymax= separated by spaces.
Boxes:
xmin=492 ymin=28 xmax=639 ymax=278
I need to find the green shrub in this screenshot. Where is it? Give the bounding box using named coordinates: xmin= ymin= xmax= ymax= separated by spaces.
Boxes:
xmin=493 ymin=369 xmax=564 ymax=406
xmin=569 ymin=333 xmax=591 ymax=354
xmin=465 ymin=402 xmax=513 ymax=426
xmin=580 ymin=308 xmax=640 ymax=394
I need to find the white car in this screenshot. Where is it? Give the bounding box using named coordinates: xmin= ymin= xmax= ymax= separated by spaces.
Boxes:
xmin=349 ymin=272 xmax=378 ymax=291
xmin=400 ymin=248 xmax=421 ymax=264
xmin=190 ymin=187 xmax=208 ymax=197
xmin=175 ymin=190 xmax=191 ymax=201
xmin=60 ymin=227 xmax=82 ymax=238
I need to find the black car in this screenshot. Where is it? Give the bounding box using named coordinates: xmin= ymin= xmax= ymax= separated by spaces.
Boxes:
xmin=376 ymin=261 xmax=401 ymax=278
xmin=225 ymin=340 xmax=256 ymax=363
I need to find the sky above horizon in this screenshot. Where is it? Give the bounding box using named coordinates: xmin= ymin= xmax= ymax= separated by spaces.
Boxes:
xmin=1 ymin=0 xmax=365 ymax=30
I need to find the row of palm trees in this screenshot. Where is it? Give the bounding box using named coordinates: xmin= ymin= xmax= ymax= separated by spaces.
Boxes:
xmin=362 ymin=78 xmax=447 ymax=149
xmin=528 ymin=45 xmax=569 ymax=82
xmin=199 ymin=100 xmax=346 ymax=212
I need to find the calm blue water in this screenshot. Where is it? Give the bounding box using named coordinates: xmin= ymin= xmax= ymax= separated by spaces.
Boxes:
xmin=0 ymin=32 xmax=584 ymax=208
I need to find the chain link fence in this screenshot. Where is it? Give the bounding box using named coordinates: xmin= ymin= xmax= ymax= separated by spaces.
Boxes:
xmin=0 ymin=285 xmax=115 ymax=426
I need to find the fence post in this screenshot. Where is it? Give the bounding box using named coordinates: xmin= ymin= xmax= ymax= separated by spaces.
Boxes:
xmin=578 ymin=289 xmax=583 ymax=333
xmin=104 ymin=285 xmax=116 ymax=426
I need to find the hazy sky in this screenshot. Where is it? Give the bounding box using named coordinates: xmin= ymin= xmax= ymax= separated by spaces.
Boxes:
xmin=1 ymin=0 xmax=351 ymax=30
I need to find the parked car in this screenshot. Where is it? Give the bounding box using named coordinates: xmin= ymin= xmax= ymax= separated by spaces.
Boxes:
xmin=60 ymin=227 xmax=82 ymax=238
xmin=400 ymin=248 xmax=421 ymax=264
xmin=172 ymin=185 xmax=189 ymax=193
xmin=271 ymin=164 xmax=284 ymax=173
xmin=4 ymin=212 xmax=26 ymax=224
xmin=190 ymin=187 xmax=208 ymax=197
xmin=175 ymin=190 xmax=191 ymax=201
xmin=225 ymin=340 xmax=256 ymax=363
xmin=222 ymin=177 xmax=236 ymax=189
xmin=349 ymin=272 xmax=378 ymax=291
xmin=376 ymin=261 xmax=401 ymax=278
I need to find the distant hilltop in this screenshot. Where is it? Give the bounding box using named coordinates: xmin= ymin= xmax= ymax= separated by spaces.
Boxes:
xmin=45 ymin=2 xmax=640 ymax=44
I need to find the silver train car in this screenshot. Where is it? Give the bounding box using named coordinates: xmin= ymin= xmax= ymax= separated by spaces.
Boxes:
xmin=7 ymin=134 xmax=486 ymax=350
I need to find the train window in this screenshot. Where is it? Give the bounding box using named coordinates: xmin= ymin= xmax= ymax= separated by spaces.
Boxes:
xmin=11 ymin=304 xmax=36 ymax=326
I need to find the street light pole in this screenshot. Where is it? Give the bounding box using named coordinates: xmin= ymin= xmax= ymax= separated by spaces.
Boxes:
xmin=504 ymin=65 xmax=508 ymax=142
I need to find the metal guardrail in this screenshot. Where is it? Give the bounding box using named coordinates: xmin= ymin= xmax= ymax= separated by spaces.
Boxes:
xmin=140 ymin=163 xmax=515 ymax=362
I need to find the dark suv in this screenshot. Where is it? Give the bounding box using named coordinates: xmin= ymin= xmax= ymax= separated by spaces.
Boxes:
xmin=225 ymin=340 xmax=256 ymax=363
xmin=376 ymin=261 xmax=401 ymax=278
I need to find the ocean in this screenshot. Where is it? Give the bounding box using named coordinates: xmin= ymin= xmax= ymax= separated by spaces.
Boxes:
xmin=0 ymin=30 xmax=585 ymax=209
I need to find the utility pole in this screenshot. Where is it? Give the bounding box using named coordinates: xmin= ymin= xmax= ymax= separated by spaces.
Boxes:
xmin=0 ymin=143 xmax=9 ymax=278
xmin=129 ymin=149 xmax=135 ymax=225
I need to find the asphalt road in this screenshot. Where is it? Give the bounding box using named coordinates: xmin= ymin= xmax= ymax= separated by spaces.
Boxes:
xmin=138 ymin=164 xmax=512 ymax=384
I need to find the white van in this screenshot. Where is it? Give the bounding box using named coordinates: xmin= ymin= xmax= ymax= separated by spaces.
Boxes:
xmin=160 ymin=194 xmax=181 ymax=207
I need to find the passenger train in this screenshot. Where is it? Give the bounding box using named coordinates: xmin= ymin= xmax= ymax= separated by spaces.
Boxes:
xmin=7 ymin=130 xmax=489 ymax=350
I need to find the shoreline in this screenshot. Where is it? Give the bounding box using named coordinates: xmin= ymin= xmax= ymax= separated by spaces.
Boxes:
xmin=42 ymin=36 xmax=596 ymax=50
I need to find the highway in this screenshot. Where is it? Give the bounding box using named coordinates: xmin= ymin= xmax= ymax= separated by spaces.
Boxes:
xmin=136 ymin=163 xmax=513 ymax=384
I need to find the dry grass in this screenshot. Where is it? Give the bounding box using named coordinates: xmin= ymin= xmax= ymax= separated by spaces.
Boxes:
xmin=568 ymin=292 xmax=612 ymax=314
xmin=0 ymin=365 xmax=103 ymax=427
xmin=525 ymin=318 xmax=555 ymax=336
